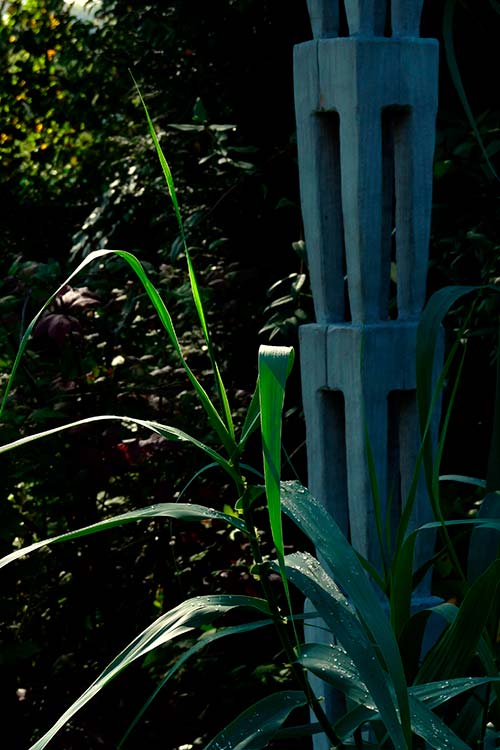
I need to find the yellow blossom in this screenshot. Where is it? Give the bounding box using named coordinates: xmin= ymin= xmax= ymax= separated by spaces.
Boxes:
xmin=35 ymin=123 xmax=44 ymax=133
xmin=47 ymin=49 xmax=57 ymax=61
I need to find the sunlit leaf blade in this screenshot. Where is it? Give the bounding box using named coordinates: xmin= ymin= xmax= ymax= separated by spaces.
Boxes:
xmin=28 ymin=596 xmax=269 ymax=750
xmin=0 ymin=247 xmax=235 ymax=457
xmin=259 ymin=346 xmax=294 ymax=561
xmin=119 ymin=618 xmax=273 ymax=747
xmin=0 ymin=414 xmax=240 ymax=485
xmin=278 ymin=551 xmax=407 ymax=750
xmin=0 ymin=501 xmax=249 ymax=572
xmin=279 ymin=481 xmax=411 ymax=742
xmin=203 ymin=691 xmax=307 ymax=750
xmin=258 ymin=345 xmax=295 ymax=621
xmin=132 ymin=76 xmax=235 ymax=442
xmin=113 ymin=249 xmax=234 ymax=453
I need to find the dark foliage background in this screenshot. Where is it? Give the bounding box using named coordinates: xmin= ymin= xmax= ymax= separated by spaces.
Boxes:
xmin=0 ymin=0 xmax=499 ymax=747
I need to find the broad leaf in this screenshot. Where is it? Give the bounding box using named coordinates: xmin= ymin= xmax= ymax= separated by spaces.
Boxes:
xmin=203 ymin=691 xmax=307 ymax=750
xmin=297 ymin=643 xmax=373 ymax=707
xmin=279 ymin=481 xmax=411 ymax=742
xmin=278 ymin=551 xmax=407 ymax=750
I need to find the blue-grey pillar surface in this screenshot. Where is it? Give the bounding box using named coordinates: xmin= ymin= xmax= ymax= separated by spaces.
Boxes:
xmin=295 ymin=2 xmax=441 ymax=745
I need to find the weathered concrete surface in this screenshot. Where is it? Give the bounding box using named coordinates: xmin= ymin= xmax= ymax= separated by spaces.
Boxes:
xmin=296 ymin=3 xmax=441 ymax=746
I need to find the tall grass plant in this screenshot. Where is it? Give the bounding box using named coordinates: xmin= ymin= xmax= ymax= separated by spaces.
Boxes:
xmin=1 ymin=94 xmax=499 ymax=749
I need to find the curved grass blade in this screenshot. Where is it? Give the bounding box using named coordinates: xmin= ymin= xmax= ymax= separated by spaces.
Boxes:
xmin=279 ymin=481 xmax=411 ymax=744
xmin=119 ymin=618 xmax=273 ymax=747
xmin=0 ymin=414 xmax=241 ymax=486
xmin=487 ymin=323 xmax=500 ymax=491
xmin=1 ymin=248 xmax=109 ymax=417
xmin=439 ymin=475 xmax=487 ymax=488
xmin=443 ymin=0 xmax=499 ymax=182
xmin=203 ymin=690 xmax=308 ymax=750
xmin=177 ymin=462 xmax=220 ymax=501
xmin=0 ymin=500 xmax=249 ymax=572
xmin=278 ymin=551 xmax=408 ymax=750
xmin=238 ymin=380 xmax=261 ymax=449
xmin=416 ymin=286 xmax=476 ymax=466
xmin=334 ymin=676 xmax=498 ymax=743
xmin=392 ymin=515 xmax=500 ymax=639
xmin=406 ymin=693 xmax=471 ymax=750
xmin=28 ymin=595 xmax=269 ymax=750
xmin=467 ymin=492 xmax=500 ymax=582
xmin=132 ymin=76 xmax=235 ymax=443
xmin=113 ymin=249 xmax=235 ymax=455
xmin=364 ymin=423 xmax=388 ymax=580
xmin=0 ymin=248 xmax=235 ymax=457
xmin=417 ymin=558 xmax=500 ymax=684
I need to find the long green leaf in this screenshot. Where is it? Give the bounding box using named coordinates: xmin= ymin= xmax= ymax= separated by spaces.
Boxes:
xmin=132 ymin=77 xmax=235 ymax=443
xmin=119 ymin=618 xmax=273 ymax=747
xmin=258 ymin=346 xmax=296 ymax=633
xmin=113 ymin=249 xmax=234 ymax=454
xmin=392 ymin=515 xmax=500 ymax=639
xmin=259 ymin=346 xmax=294 ymax=564
xmin=0 ymin=501 xmax=249 ymax=572
xmin=278 ymin=551 xmax=408 ymax=750
xmin=203 ymin=691 xmax=308 ymax=750
xmin=0 ymin=414 xmax=241 ymax=486
xmin=28 ymin=595 xmax=269 ymax=750
xmin=335 ymin=673 xmax=498 ymax=743
xmin=0 ymin=248 xmax=236 ymax=457
xmin=279 ymin=481 xmax=411 ymax=743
